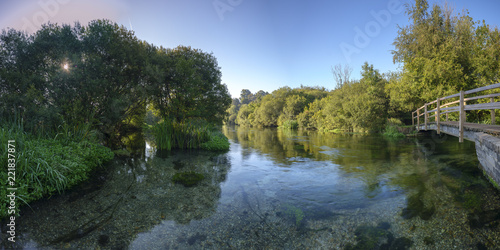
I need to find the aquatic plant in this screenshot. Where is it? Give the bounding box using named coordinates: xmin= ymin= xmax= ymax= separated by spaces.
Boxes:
xmin=282 ymin=204 xmax=305 ymax=227
xmin=345 ymin=223 xmax=413 ymax=250
xmin=172 ymin=171 xmax=205 ymax=187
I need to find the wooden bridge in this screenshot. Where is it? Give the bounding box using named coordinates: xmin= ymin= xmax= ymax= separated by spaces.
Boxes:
xmin=412 ymin=83 xmax=500 ymax=142
xmin=412 ymin=83 xmax=500 ymax=187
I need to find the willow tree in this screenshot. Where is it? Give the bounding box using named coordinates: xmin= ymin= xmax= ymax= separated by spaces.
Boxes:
xmin=147 ymin=46 xmax=231 ymax=125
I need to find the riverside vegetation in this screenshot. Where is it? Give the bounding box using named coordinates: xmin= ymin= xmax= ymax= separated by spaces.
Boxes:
xmin=0 ymin=20 xmax=231 ymax=220
xmin=1 ymin=0 xmax=500 ymax=220
xmin=226 ymin=0 xmax=500 ymax=135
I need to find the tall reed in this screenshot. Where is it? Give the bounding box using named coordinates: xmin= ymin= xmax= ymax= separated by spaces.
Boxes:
xmin=152 ymin=119 xmax=212 ymax=150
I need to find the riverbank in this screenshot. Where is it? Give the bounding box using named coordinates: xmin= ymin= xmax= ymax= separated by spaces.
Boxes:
xmin=0 ymin=125 xmax=114 ymax=220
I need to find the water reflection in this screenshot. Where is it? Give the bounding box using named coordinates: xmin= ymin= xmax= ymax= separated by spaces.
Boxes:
xmin=2 ymin=127 xmax=500 ymax=249
xmin=1 ymin=135 xmax=231 ymax=249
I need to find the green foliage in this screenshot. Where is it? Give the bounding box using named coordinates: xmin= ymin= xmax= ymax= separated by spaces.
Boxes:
xmin=233 ymin=68 xmax=388 ymax=133
xmin=383 ymin=125 xmax=406 ymax=138
xmin=235 ymin=86 xmax=328 ymax=128
xmin=172 ymin=171 xmax=205 ymax=187
xmin=0 ymin=125 xmax=114 ymax=220
xmin=0 ymin=20 xmax=231 ymax=145
xmin=383 ymin=118 xmax=406 ymax=138
xmin=317 ymin=63 xmax=388 ymax=132
xmin=0 ymin=20 xmax=149 ymax=137
xmin=147 ymin=46 xmax=231 ymax=125
xmin=390 ymin=0 xmax=500 ymax=119
xmin=280 ymin=120 xmax=299 ymax=130
xmin=200 ymin=131 xmax=230 ymax=151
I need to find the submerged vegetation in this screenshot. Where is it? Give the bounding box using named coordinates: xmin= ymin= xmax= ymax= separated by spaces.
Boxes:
xmin=172 ymin=171 xmax=205 ymax=187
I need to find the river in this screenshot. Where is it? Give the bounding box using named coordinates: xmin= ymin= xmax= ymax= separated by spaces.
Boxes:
xmin=2 ymin=126 xmax=500 ymax=249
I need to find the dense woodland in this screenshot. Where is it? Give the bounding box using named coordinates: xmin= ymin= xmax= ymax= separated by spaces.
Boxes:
xmin=0 ymin=19 xmax=231 ymax=143
xmin=226 ymin=0 xmax=500 ymax=132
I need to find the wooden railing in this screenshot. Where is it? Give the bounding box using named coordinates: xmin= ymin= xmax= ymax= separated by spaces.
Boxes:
xmin=412 ymin=83 xmax=500 ymax=142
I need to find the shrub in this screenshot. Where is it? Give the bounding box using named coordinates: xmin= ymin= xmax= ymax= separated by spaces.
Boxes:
xmin=280 ymin=120 xmax=299 ymax=130
xmin=383 ymin=124 xmax=405 ymax=138
xmin=201 ymin=131 xmax=230 ymax=151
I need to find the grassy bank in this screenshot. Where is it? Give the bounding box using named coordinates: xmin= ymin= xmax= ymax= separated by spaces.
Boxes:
xmin=383 ymin=118 xmax=416 ymax=138
xmin=151 ymin=119 xmax=230 ymax=151
xmin=0 ymin=124 xmax=114 ymax=220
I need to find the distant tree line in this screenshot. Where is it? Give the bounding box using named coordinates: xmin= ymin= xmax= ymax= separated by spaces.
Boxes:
xmin=226 ymin=63 xmax=386 ymax=132
xmin=0 ymin=19 xmax=231 ymax=142
xmin=227 ymin=0 xmax=500 ymax=131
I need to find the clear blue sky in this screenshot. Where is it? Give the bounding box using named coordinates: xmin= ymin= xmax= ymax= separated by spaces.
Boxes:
xmin=1 ymin=0 xmax=499 ymax=98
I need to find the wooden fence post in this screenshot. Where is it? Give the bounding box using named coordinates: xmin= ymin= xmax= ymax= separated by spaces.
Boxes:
xmin=491 ymin=97 xmax=495 ymax=125
xmin=436 ymin=98 xmax=440 ymax=134
xmin=412 ymin=112 xmax=414 ymax=127
xmin=459 ymin=91 xmax=465 ymax=143
xmin=417 ymin=109 xmax=420 ymax=131
xmin=424 ymin=104 xmax=428 ymax=130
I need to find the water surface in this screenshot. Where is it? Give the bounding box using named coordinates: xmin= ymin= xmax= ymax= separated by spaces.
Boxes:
xmin=2 ymin=126 xmax=500 ymax=249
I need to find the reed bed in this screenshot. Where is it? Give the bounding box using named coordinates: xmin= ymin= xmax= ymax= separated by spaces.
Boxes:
xmin=152 ymin=119 xmax=229 ymax=151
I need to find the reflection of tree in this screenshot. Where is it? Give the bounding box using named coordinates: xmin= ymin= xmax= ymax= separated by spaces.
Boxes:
xmin=223 ymin=126 xmax=488 ymax=211
xmin=12 ymin=142 xmax=231 ymax=249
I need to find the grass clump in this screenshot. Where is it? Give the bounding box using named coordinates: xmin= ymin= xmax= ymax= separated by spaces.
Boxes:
xmin=0 ymin=124 xmax=114 ymax=220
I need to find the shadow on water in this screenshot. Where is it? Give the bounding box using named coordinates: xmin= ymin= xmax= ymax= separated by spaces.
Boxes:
xmin=1 ymin=132 xmax=231 ymax=249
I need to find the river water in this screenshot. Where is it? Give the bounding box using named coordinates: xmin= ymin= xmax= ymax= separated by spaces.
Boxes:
xmin=2 ymin=126 xmax=500 ymax=249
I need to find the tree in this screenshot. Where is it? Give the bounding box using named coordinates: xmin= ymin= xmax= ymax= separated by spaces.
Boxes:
xmin=147 ymin=46 xmax=231 ymax=124
xmin=331 ymin=64 xmax=352 ymax=89
xmin=390 ymin=0 xmax=500 ymax=116
xmin=240 ymin=89 xmax=254 ymax=104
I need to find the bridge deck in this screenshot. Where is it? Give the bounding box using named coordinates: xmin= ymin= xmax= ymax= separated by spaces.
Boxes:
xmin=420 ymin=121 xmax=500 ymax=137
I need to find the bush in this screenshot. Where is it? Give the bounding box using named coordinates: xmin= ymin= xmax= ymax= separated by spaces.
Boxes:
xmin=383 ymin=125 xmax=405 ymax=138
xmin=280 ymin=120 xmax=299 ymax=129
xmin=201 ymin=131 xmax=230 ymax=151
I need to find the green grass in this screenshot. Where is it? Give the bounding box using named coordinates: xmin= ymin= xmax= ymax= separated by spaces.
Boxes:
xmin=151 ymin=119 xmax=229 ymax=151
xmin=0 ymin=123 xmax=114 ymax=220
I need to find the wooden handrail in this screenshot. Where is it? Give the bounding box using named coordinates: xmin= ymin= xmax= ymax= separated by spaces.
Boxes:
xmin=413 ymin=83 xmax=500 ymax=142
